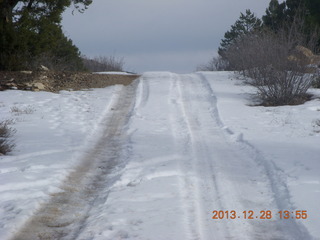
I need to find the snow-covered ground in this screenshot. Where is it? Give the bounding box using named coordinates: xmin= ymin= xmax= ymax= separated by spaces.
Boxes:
xmin=0 ymin=72 xmax=319 ymax=240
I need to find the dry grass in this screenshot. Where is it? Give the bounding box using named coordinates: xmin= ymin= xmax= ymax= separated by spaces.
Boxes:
xmin=0 ymin=120 xmax=15 ymax=155
xmin=10 ymin=105 xmax=35 ymax=115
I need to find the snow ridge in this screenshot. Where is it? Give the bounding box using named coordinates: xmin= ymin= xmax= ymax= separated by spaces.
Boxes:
xmin=169 ymin=73 xmax=231 ymax=239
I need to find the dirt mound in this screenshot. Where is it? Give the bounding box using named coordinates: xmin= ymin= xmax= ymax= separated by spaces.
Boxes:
xmin=0 ymin=71 xmax=139 ymax=92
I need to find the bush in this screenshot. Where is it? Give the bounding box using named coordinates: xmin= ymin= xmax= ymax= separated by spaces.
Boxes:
xmin=0 ymin=120 xmax=15 ymax=155
xmin=312 ymin=75 xmax=320 ymax=88
xmin=250 ymin=69 xmax=314 ymax=105
xmin=224 ymin=14 xmax=320 ymax=105
xmin=196 ymin=56 xmax=228 ymax=71
xmin=82 ymin=55 xmax=125 ymax=72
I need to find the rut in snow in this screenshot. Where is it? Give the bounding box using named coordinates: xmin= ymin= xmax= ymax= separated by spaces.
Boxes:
xmin=10 ymin=80 xmax=139 ymax=240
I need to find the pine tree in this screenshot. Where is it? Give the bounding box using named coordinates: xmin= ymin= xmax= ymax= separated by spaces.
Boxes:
xmin=0 ymin=0 xmax=92 ymax=70
xmin=262 ymin=0 xmax=320 ymax=52
xmin=304 ymin=0 xmax=320 ymax=27
xmin=263 ymin=0 xmax=320 ymax=30
xmin=218 ymin=9 xmax=262 ymax=58
xmin=262 ymin=0 xmax=287 ymax=30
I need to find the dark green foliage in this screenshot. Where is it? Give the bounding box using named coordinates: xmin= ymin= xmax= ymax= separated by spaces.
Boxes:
xmin=284 ymin=0 xmax=320 ymax=27
xmin=304 ymin=0 xmax=320 ymax=47
xmin=218 ymin=10 xmax=262 ymax=60
xmin=262 ymin=0 xmax=320 ymax=54
xmin=262 ymin=0 xmax=287 ymax=30
xmin=262 ymin=0 xmax=320 ymax=42
xmin=306 ymin=0 xmax=320 ymax=25
xmin=0 ymin=0 xmax=92 ymax=71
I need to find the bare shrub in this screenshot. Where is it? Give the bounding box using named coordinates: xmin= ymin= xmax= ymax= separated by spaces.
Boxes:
xmin=0 ymin=120 xmax=15 ymax=155
xmin=197 ymin=56 xmax=228 ymax=71
xmin=26 ymin=53 xmax=85 ymax=72
xmin=82 ymin=55 xmax=125 ymax=72
xmin=10 ymin=105 xmax=35 ymax=115
xmin=312 ymin=74 xmax=320 ymax=88
xmin=224 ymin=14 xmax=320 ymax=105
xmin=313 ymin=119 xmax=320 ymax=133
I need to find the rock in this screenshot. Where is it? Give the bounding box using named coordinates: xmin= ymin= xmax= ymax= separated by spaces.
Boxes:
xmin=296 ymin=45 xmax=314 ymax=58
xmin=23 ymin=83 xmax=34 ymax=90
xmin=4 ymin=82 xmax=17 ymax=89
xmin=32 ymin=82 xmax=46 ymax=91
xmin=288 ymin=45 xmax=320 ymax=73
xmin=38 ymin=75 xmax=48 ymax=81
xmin=38 ymin=65 xmax=49 ymax=71
xmin=17 ymin=82 xmax=46 ymax=91
xmin=20 ymin=71 xmax=32 ymax=74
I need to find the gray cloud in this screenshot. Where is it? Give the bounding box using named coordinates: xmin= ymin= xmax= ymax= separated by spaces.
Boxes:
xmin=63 ymin=0 xmax=271 ymax=73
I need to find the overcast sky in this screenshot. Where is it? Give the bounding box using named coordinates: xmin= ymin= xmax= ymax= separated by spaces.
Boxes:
xmin=62 ymin=0 xmax=271 ymax=73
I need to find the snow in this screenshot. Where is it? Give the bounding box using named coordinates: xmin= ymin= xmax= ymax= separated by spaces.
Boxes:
xmin=0 ymin=71 xmax=319 ymax=239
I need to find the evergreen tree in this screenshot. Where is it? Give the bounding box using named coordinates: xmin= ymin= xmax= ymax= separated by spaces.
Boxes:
xmin=0 ymin=0 xmax=92 ymax=70
xmin=218 ymin=9 xmax=262 ymax=58
xmin=262 ymin=0 xmax=320 ymax=51
xmin=263 ymin=0 xmax=320 ymax=30
xmin=285 ymin=0 xmax=303 ymax=20
xmin=262 ymin=0 xmax=287 ymax=30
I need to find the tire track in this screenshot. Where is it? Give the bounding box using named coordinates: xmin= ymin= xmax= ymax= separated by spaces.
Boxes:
xmin=170 ymin=74 xmax=232 ymax=240
xmin=10 ymin=80 xmax=139 ymax=240
xmin=197 ymin=72 xmax=313 ymax=240
xmin=169 ymin=74 xmax=200 ymax=240
xmin=177 ymin=74 xmax=262 ymax=239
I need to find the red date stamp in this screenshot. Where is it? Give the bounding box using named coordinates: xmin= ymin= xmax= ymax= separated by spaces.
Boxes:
xmin=212 ymin=210 xmax=308 ymax=220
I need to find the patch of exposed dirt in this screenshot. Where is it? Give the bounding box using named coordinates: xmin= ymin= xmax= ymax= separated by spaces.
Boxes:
xmin=0 ymin=71 xmax=139 ymax=92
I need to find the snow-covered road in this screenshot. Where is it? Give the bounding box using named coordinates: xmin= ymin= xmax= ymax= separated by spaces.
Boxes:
xmin=1 ymin=72 xmax=319 ymax=240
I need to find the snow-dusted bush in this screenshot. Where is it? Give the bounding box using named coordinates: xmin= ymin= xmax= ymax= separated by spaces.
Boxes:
xmin=0 ymin=120 xmax=15 ymax=155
